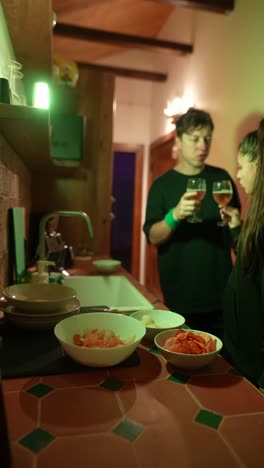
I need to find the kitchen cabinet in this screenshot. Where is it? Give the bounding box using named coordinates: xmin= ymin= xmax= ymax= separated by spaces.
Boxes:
xmin=0 ymin=104 xmax=50 ymax=169
xmin=0 ymin=0 xmax=56 ymax=172
xmin=0 ymin=1 xmax=89 ymax=176
xmin=1 ymin=0 xmax=115 ymax=257
xmin=0 ymin=103 xmax=82 ymax=174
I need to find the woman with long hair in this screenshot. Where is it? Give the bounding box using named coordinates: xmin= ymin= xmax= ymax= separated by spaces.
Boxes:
xmin=221 ymin=122 xmax=264 ymax=388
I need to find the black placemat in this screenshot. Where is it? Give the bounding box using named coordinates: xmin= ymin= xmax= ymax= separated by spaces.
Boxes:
xmin=0 ymin=308 xmax=140 ymax=379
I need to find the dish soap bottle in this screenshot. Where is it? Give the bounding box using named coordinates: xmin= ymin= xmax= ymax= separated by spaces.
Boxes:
xmin=31 ymin=260 xmax=55 ymax=283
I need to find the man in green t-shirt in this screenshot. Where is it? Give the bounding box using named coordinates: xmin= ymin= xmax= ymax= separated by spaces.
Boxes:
xmin=143 ymin=108 xmax=240 ymax=338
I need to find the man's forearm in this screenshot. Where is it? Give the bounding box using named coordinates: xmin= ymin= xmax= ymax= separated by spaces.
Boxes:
xmin=149 ymin=220 xmax=175 ymax=245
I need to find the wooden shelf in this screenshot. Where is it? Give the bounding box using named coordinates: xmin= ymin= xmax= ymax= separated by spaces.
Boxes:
xmin=0 ymin=103 xmax=80 ymax=174
xmin=0 ymin=103 xmax=50 ymax=170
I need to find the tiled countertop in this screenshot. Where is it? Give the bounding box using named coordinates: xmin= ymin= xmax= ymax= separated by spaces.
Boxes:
xmin=2 ymin=265 xmax=264 ymax=468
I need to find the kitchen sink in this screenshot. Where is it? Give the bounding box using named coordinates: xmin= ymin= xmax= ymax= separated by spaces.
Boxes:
xmin=64 ymin=275 xmax=154 ymax=312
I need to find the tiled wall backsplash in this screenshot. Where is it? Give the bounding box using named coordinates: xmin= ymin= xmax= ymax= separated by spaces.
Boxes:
xmin=0 ymin=134 xmax=31 ymax=290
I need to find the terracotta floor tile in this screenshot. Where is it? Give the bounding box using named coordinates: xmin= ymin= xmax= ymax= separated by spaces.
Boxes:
xmin=37 ymin=433 xmax=138 ymax=468
xmin=109 ymin=347 xmax=166 ymax=382
xmin=2 ymin=376 xmax=40 ymax=393
xmin=135 ymin=423 xmax=240 ymax=468
xmin=221 ymin=413 xmax=264 ymax=467
xmin=162 ymin=355 xmax=231 ymax=378
xmin=187 ymin=356 xmax=231 ymax=375
xmin=119 ymin=379 xmax=199 ymax=426
xmin=188 ymin=374 xmax=264 ymax=415
xmin=42 ymin=370 xmax=109 ymax=388
xmin=4 ymin=391 xmax=39 ymax=440
xmin=40 ymin=386 xmax=122 ymax=435
xmin=10 ymin=442 xmax=35 ymax=468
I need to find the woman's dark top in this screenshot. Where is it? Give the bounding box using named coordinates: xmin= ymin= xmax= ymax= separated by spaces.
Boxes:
xmin=223 ymin=242 xmax=264 ymax=387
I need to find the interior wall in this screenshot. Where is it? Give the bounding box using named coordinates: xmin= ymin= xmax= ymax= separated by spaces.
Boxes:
xmin=151 ymin=0 xmax=264 ymax=215
xmin=114 ymin=0 xmax=264 ymax=283
xmin=113 ymin=77 xmax=152 ymax=282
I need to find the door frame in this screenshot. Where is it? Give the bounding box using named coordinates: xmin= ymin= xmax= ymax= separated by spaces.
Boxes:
xmin=148 ymin=128 xmax=176 ymax=192
xmin=113 ymin=143 xmax=143 ymax=280
xmin=144 ymin=128 xmax=176 ymax=297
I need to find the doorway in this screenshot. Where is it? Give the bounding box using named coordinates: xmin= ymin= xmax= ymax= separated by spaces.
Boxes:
xmin=145 ymin=129 xmax=176 ymax=298
xmin=111 ymin=143 xmax=143 ymax=280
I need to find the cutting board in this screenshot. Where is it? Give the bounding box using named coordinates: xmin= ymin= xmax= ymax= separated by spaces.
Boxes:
xmin=10 ymin=207 xmax=26 ymax=284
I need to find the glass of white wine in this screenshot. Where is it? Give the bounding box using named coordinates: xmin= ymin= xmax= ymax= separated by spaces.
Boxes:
xmin=186 ymin=178 xmax=207 ymax=223
xmin=212 ymin=180 xmax=233 ymax=226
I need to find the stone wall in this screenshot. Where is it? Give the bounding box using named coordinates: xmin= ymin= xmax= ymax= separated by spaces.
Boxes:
xmin=0 ymin=134 xmax=31 ymax=290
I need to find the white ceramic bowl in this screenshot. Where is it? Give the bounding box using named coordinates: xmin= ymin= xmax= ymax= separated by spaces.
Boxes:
xmin=4 ymin=298 xmax=80 ymax=330
xmin=154 ymin=329 xmax=223 ymax=370
xmin=92 ymin=259 xmax=121 ymax=274
xmin=54 ymin=312 xmax=146 ymax=367
xmin=130 ymin=309 xmax=185 ymax=341
xmin=2 ymin=283 xmax=77 ymax=312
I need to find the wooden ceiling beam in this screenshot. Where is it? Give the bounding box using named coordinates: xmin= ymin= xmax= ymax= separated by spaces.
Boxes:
xmin=53 ymin=0 xmax=107 ymax=14
xmin=77 ymin=62 xmax=167 ymax=82
xmin=152 ymin=0 xmax=235 ymax=14
xmin=54 ymin=23 xmax=193 ymax=56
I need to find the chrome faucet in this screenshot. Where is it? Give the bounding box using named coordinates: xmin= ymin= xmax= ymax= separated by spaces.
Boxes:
xmin=38 ymin=210 xmax=93 ymax=261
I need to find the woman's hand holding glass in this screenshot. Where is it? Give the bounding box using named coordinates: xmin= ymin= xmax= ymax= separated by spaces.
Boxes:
xmin=219 ymin=206 xmax=242 ymax=229
xmin=212 ymin=180 xmax=233 ymax=226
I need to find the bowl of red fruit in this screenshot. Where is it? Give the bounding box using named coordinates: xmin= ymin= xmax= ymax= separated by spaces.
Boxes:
xmin=54 ymin=312 xmax=146 ymax=367
xmin=154 ymin=328 xmax=223 ymax=369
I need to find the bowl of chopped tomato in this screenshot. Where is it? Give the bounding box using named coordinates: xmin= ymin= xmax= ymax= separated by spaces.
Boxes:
xmin=154 ymin=328 xmax=223 ymax=369
xmin=54 ymin=312 xmax=146 ymax=367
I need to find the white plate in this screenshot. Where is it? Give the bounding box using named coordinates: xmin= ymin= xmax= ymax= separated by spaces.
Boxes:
xmin=8 ymin=298 xmax=80 ymax=318
xmin=4 ymin=299 xmax=80 ymax=330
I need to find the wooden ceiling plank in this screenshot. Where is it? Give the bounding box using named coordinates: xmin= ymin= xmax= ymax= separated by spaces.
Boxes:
xmin=54 ymin=23 xmax=193 ymax=55
xmin=78 ymin=62 xmax=167 ymax=82
xmin=152 ymin=0 xmax=235 ymax=14
xmin=53 ymin=0 xmax=108 ymax=14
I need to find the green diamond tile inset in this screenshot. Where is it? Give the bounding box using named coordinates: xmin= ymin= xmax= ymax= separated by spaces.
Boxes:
xmin=195 ymin=409 xmax=223 ymax=429
xmin=19 ymin=428 xmax=55 ymax=453
xmin=26 ymin=383 xmax=54 ymax=398
xmin=169 ymin=373 xmax=190 ymax=384
xmin=149 ymin=346 xmax=160 ymax=355
xmin=113 ymin=418 xmax=144 ymax=442
xmin=101 ymin=378 xmax=123 ymax=391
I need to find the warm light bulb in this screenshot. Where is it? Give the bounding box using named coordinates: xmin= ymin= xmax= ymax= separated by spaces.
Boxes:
xmin=182 ymin=90 xmax=196 ymax=113
xmin=164 ymin=96 xmax=183 ymax=117
xmin=52 ymin=11 xmax=57 ymax=28
xmin=164 ymin=92 xmax=196 ymax=120
xmin=33 ymin=82 xmax=49 ymax=109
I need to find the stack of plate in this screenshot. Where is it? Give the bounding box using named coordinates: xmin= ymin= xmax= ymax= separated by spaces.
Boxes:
xmin=4 ymin=298 xmax=80 ymax=330
xmin=2 ymin=283 xmax=80 ymax=330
